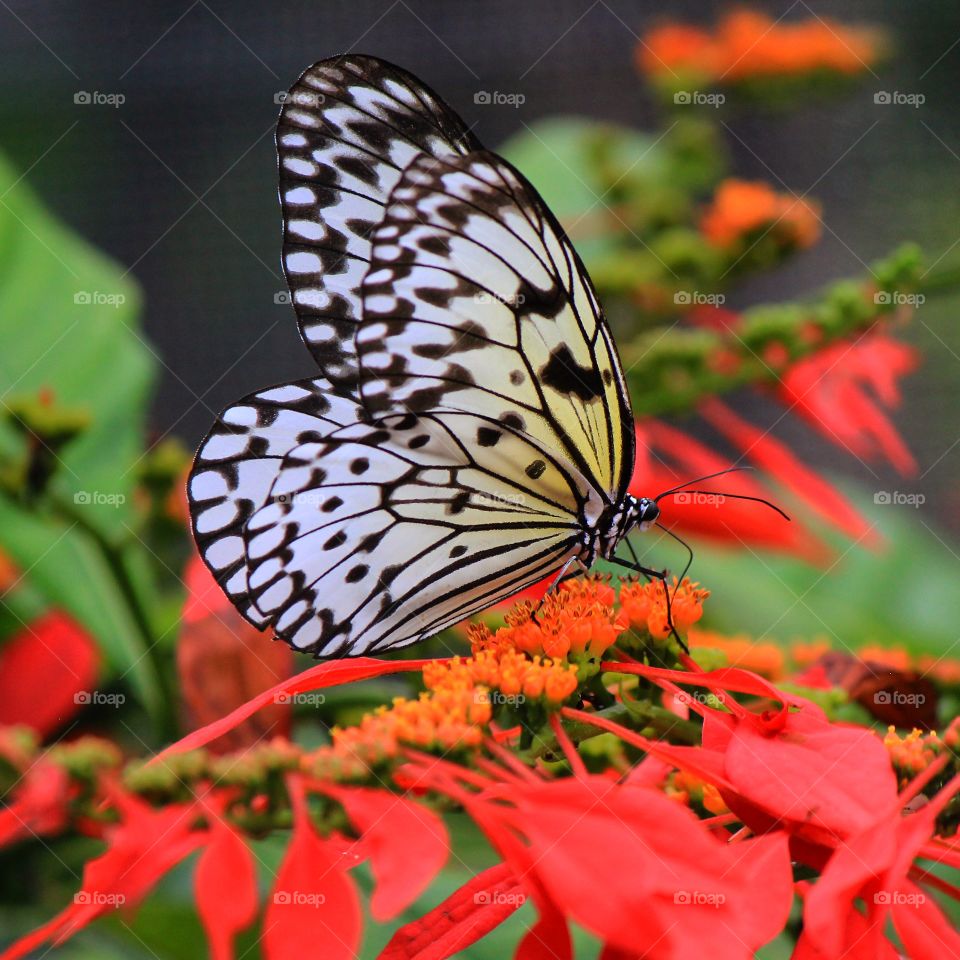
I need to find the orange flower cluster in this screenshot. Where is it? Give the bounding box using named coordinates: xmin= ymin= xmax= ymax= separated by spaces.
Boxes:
xmin=700 ymin=179 xmax=821 ymax=250
xmin=620 ymin=577 xmax=709 ymax=640
xmin=883 ymin=725 xmax=948 ymax=778
xmin=638 ymin=10 xmax=882 ymax=82
xmin=490 ymin=578 xmax=626 ymax=659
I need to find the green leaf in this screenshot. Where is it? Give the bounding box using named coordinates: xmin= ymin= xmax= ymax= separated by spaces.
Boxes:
xmin=0 ymin=151 xmax=155 ymax=538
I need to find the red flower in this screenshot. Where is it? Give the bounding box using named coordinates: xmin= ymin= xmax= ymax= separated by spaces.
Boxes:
xmin=0 ymin=611 xmax=99 ymax=738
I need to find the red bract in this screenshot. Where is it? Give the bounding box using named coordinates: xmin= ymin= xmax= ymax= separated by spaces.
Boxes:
xmin=0 ymin=611 xmax=99 ymax=738
xmin=194 ymin=803 xmax=259 ymax=960
xmin=264 ymin=775 xmax=362 ymax=960
xmin=179 ymin=554 xmax=293 ymax=753
xmin=700 ymin=397 xmax=878 ymax=545
xmin=318 ymin=784 xmax=448 ymax=921
xmin=778 ymin=332 xmax=918 ymax=474
xmin=381 ymin=863 xmax=526 ymax=960
xmin=0 ymin=787 xmax=204 ymax=960
xmin=493 ymin=776 xmax=793 ymax=960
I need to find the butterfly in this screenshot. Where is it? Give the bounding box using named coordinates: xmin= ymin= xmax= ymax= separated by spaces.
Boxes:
xmin=188 ymin=54 xmax=780 ymax=658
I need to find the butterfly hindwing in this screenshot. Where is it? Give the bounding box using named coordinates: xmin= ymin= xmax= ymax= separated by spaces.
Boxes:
xmin=278 ymin=54 xmax=481 ymax=389
xmin=241 ymin=411 xmax=583 ymax=655
xmin=356 ymin=150 xmax=635 ymax=505
xmin=188 ymin=377 xmax=362 ymax=625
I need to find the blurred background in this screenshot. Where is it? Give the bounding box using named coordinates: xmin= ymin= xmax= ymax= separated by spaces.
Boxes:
xmin=1 ymin=3 xmax=959 ymax=957
xmin=0 ymin=0 xmax=958 ymax=517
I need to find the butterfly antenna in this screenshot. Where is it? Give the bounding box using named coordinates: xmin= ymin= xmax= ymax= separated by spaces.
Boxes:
xmin=653 ymin=465 xmax=752 ymax=503
xmin=660 ymin=488 xmax=791 ymax=522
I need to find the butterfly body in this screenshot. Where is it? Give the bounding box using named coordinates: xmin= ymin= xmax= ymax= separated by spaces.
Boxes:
xmin=189 ymin=54 xmax=653 ymax=657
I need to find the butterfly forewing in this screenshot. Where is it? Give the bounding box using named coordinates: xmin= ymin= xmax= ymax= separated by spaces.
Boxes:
xmin=356 ymin=150 xmax=635 ymax=505
xmin=278 ymin=55 xmax=480 ymax=389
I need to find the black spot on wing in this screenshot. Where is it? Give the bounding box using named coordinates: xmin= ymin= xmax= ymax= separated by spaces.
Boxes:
xmin=539 ymin=344 xmax=605 ymax=402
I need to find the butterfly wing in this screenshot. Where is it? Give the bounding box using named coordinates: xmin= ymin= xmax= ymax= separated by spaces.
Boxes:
xmin=278 ymin=54 xmax=480 ymax=389
xmin=188 ymin=378 xmax=362 ymax=625
xmin=357 ymin=149 xmax=635 ymax=506
xmin=242 ymin=411 xmax=585 ymax=655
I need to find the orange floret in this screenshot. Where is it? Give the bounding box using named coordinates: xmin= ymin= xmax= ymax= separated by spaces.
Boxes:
xmin=638 ymin=10 xmax=882 ymax=81
xmin=700 ymin=179 xmax=821 ymax=250
xmin=620 ymin=577 xmax=709 ymax=641
xmin=883 ymin=726 xmax=942 ymax=777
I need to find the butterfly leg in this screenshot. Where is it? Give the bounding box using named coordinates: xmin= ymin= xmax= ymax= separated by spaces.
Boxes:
xmin=611 ymin=545 xmax=689 ymax=653
xmin=531 ymin=555 xmax=585 ymax=625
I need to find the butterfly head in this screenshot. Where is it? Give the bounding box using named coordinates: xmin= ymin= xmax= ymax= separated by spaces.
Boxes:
xmin=632 ymin=496 xmax=660 ymax=532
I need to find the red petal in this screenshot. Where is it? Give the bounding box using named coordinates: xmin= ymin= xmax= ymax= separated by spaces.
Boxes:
xmin=379 ymin=863 xmax=524 ymax=960
xmin=506 ymin=777 xmax=793 ymax=958
xmin=0 ymin=611 xmax=99 ymax=737
xmin=0 ymin=760 xmax=70 ymax=848
xmin=892 ymin=880 xmax=960 ymax=960
xmin=322 ymin=786 xmax=448 ymax=921
xmin=264 ymin=777 xmax=361 ymax=960
xmin=195 ymin=816 xmax=259 ymax=960
xmin=514 ymin=906 xmax=571 ymax=960
xmin=154 ymin=657 xmax=437 ymax=762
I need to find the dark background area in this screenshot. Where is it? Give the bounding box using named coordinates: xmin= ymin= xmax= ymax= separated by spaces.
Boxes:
xmin=2 ymin=0 xmax=959 ymax=536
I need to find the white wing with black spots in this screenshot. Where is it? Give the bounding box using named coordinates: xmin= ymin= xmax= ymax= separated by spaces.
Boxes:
xmin=278 ymin=54 xmax=480 ymax=390
xmin=240 ymin=411 xmax=588 ymax=655
xmin=188 ymin=378 xmax=362 ymax=625
xmin=356 ymin=150 xmax=635 ymax=504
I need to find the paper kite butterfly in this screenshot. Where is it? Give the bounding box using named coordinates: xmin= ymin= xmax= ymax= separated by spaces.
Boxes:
xmin=188 ymin=54 xmax=782 ymax=658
